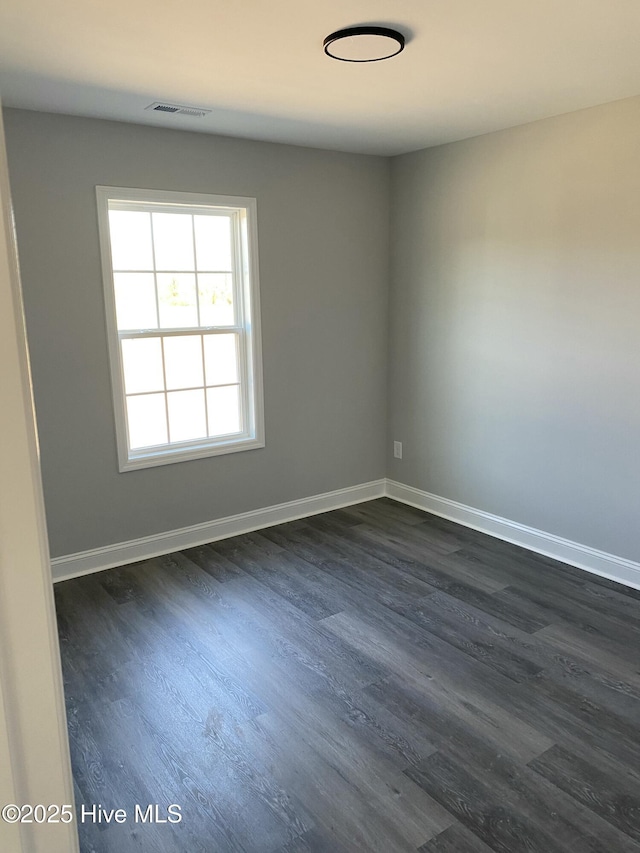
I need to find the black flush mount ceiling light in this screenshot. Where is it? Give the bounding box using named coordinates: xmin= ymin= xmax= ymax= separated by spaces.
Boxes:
xmin=323 ymin=26 xmax=405 ymax=62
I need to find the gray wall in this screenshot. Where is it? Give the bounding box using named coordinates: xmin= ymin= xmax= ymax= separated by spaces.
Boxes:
xmin=388 ymin=96 xmax=640 ymax=561
xmin=4 ymin=109 xmax=389 ymax=557
xmin=7 ymin=98 xmax=640 ymax=564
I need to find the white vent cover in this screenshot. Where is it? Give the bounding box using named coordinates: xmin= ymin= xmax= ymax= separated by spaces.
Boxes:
xmin=145 ymin=102 xmax=211 ymax=118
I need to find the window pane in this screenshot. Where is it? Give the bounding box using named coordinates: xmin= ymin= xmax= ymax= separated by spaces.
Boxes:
xmin=121 ymin=338 xmax=164 ymax=394
xmin=108 ymin=210 xmax=153 ymax=270
xmin=167 ymin=389 xmax=207 ymax=443
xmin=114 ymin=273 xmax=158 ymax=330
xmin=127 ymin=393 xmax=167 ymax=449
xmin=198 ymin=274 xmax=235 ymax=326
xmin=163 ymin=335 xmax=204 ymax=390
xmin=194 ymin=215 xmax=232 ymax=271
xmin=207 ymin=385 xmax=241 ymax=436
xmin=152 ymin=212 xmax=194 ymax=270
xmin=203 ymin=334 xmax=238 ymax=386
xmin=157 ymin=274 xmax=198 ymax=328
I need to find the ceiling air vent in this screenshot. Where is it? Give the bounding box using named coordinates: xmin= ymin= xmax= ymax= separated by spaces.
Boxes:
xmin=145 ymin=102 xmax=211 ymax=118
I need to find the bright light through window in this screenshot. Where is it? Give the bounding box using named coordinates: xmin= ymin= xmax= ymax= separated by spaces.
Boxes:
xmin=97 ymin=187 xmax=264 ymax=471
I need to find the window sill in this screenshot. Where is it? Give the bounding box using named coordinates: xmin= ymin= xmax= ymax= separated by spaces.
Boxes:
xmin=118 ymin=435 xmax=265 ymax=472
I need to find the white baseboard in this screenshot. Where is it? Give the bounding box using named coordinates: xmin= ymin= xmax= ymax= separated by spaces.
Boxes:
xmin=51 ymin=476 xmax=640 ymax=592
xmin=386 ymin=479 xmax=640 ymax=591
xmin=50 ymin=479 xmax=386 ymax=582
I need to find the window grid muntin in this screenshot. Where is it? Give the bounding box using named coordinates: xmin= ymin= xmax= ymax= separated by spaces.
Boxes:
xmin=98 ymin=187 xmax=263 ymax=471
xmin=108 ymin=200 xmax=247 ymax=455
xmin=121 ymin=332 xmax=243 ymax=450
xmin=147 ymin=211 xmax=171 ymax=440
xmin=109 ymin=203 xmax=238 ymax=334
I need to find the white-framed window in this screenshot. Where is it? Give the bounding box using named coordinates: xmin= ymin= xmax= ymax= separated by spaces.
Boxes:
xmin=96 ymin=186 xmax=264 ymax=472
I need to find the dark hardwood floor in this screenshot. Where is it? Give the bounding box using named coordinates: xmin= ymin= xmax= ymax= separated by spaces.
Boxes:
xmin=54 ymin=498 xmax=640 ymax=853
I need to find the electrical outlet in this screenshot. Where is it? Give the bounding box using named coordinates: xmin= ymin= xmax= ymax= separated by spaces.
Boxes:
xmin=393 ymin=441 xmax=403 ymax=459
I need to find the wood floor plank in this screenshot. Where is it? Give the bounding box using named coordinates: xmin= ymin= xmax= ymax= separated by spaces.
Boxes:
xmin=54 ymin=498 xmax=640 ymax=853
xmin=336 ymin=496 xmax=438 ymax=528
xmin=254 ymin=686 xmax=454 ymax=848
xmin=395 ymin=591 xmax=544 ymax=683
xmin=241 ymin=713 xmax=423 ymax=853
xmin=68 ymin=692 xmax=235 ymax=853
xmin=261 ymin=521 xmax=441 ymax=613
xmin=494 ymin=581 xmax=640 ymax=659
xmin=500 ymin=672 xmax=640 ymax=773
xmin=291 ymin=520 xmax=439 ymax=598
xmin=534 ymin=622 xmax=640 ymax=688
xmin=419 ymin=822 xmax=498 ymax=852
xmin=209 ymin=535 xmax=341 ymax=620
xmin=220 ymin=575 xmax=388 ymax=689
xmin=407 ymin=751 xmax=568 ymax=853
xmin=180 ymin=541 xmax=246 ymax=583
xmin=529 ymin=744 xmax=640 ymax=842
xmin=117 ymin=658 xmax=313 ymax=851
xmin=322 ymin=610 xmax=554 ymax=764
xmin=418 ymin=573 xmax=550 ymax=632
xmin=274 ymin=826 xmax=351 ymax=853
xmin=400 ymin=589 xmax=640 ymax=722
xmin=406 ymin=746 xmax=640 ymax=853
xmin=348 ymin=524 xmax=511 ymax=593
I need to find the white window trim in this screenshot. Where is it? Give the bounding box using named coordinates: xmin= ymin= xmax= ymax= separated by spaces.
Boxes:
xmin=96 ymin=186 xmax=265 ymax=472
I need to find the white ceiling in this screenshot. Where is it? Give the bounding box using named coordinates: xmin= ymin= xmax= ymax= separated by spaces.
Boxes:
xmin=0 ymin=0 xmax=639 ymax=155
